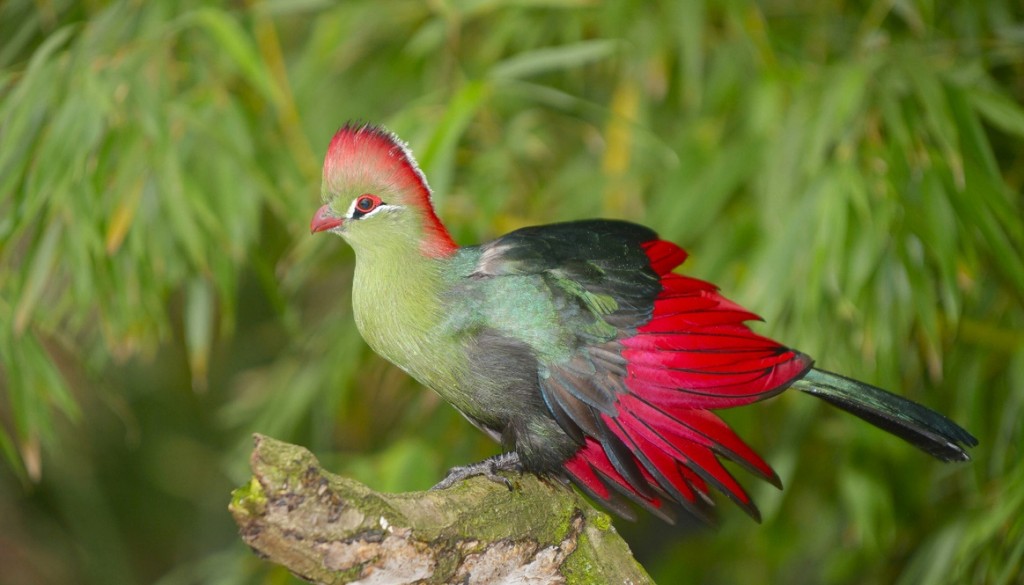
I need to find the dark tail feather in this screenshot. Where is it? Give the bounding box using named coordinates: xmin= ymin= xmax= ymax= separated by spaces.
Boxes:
xmin=792 ymin=368 xmax=978 ymax=462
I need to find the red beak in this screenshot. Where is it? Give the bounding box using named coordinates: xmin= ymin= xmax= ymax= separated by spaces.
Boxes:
xmin=310 ymin=204 xmax=343 ymax=234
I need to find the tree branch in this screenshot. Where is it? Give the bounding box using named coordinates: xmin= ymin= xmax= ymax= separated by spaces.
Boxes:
xmin=230 ymin=434 xmax=654 ymax=584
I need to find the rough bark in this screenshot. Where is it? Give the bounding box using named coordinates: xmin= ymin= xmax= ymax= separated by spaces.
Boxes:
xmin=230 ymin=434 xmax=655 ymax=585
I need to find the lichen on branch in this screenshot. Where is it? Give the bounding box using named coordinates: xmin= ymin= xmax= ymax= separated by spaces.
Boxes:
xmin=230 ymin=434 xmax=654 ymax=584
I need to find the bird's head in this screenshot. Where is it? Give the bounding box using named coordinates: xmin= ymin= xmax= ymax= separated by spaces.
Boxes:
xmin=311 ymin=123 xmax=456 ymax=257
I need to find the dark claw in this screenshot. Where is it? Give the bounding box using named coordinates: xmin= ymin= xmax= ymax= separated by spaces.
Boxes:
xmin=431 ymin=452 xmax=522 ymax=491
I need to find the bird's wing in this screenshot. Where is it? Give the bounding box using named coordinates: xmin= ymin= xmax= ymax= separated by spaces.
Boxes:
xmin=471 ymin=220 xmax=812 ymax=522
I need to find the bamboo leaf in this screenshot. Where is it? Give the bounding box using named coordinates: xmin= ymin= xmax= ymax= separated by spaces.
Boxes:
xmin=182 ymin=8 xmax=285 ymax=109
xmin=185 ymin=278 xmax=215 ymax=392
xmin=489 ymin=39 xmax=619 ymax=79
xmin=970 ymin=87 xmax=1024 ymax=139
xmin=0 ymin=422 xmax=27 ymax=484
xmin=414 ymin=80 xmax=490 ymax=196
xmin=13 ymin=220 xmax=61 ymax=334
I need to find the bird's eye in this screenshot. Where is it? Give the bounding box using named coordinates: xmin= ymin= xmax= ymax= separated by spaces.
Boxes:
xmin=352 ymin=194 xmax=382 ymax=217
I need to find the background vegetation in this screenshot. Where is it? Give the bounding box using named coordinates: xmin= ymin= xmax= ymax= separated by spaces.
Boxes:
xmin=1 ymin=0 xmax=1022 ymax=583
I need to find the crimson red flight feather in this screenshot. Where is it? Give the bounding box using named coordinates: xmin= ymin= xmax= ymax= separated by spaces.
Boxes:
xmin=563 ymin=238 xmax=812 ymax=521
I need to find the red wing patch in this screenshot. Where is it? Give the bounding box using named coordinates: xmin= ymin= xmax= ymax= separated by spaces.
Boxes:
xmin=562 ymin=238 xmax=812 ymax=521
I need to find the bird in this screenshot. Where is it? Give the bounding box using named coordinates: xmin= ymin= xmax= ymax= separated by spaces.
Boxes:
xmin=310 ymin=122 xmax=977 ymax=523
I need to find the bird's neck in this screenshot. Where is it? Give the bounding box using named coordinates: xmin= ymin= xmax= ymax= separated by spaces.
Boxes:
xmin=349 ymin=229 xmax=460 ymax=384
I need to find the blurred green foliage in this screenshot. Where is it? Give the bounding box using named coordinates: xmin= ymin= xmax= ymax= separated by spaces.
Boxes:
xmin=1 ymin=0 xmax=1022 ymax=583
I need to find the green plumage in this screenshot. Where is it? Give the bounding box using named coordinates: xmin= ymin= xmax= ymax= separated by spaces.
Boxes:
xmin=347 ymin=219 xmax=667 ymax=470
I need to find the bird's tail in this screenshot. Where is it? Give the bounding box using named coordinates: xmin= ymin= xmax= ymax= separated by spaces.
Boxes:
xmin=792 ymin=368 xmax=978 ymax=462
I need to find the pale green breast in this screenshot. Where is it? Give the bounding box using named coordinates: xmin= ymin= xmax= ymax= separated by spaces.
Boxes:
xmin=350 ymin=249 xmax=469 ymax=405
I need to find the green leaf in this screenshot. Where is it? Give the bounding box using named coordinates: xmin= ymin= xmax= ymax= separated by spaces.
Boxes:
xmin=414 ymin=80 xmax=490 ymax=196
xmin=970 ymin=87 xmax=1024 ymax=139
xmin=0 ymin=423 xmax=27 ymax=485
xmin=13 ymin=220 xmax=61 ymax=334
xmin=180 ymin=8 xmax=285 ymax=109
xmin=489 ymin=39 xmax=620 ymax=79
xmin=185 ymin=278 xmax=215 ymax=392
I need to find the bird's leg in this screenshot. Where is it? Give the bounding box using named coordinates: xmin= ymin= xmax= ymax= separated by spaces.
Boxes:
xmin=431 ymin=452 xmax=523 ymax=491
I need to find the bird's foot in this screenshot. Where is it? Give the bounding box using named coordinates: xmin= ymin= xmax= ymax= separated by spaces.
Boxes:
xmin=431 ymin=452 xmax=523 ymax=491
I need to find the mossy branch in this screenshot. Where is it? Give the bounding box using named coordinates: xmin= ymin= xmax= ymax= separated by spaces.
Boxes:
xmin=230 ymin=434 xmax=654 ymax=584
